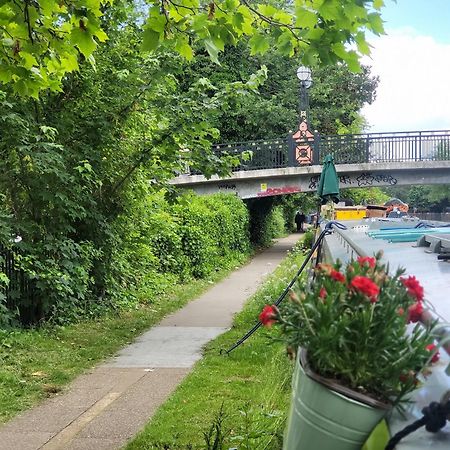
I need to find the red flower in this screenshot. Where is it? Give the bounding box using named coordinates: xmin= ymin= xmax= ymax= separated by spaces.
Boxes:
xmin=426 ymin=343 xmax=440 ymax=363
xmin=407 ymin=302 xmax=424 ymax=323
xmin=350 ymin=276 xmax=379 ymax=302
xmin=401 ymin=276 xmax=424 ymax=302
xmin=357 ymin=256 xmax=376 ymax=268
xmin=259 ymin=305 xmax=277 ymax=327
xmin=397 ymin=307 xmax=405 ymax=316
xmin=330 ymin=269 xmax=345 ymax=283
xmin=319 ymin=287 xmax=327 ymax=299
xmin=399 ymin=371 xmax=419 ymax=386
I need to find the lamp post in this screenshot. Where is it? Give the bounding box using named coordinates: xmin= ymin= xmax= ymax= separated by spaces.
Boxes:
xmin=296 ymin=65 xmax=312 ymax=124
xmin=290 ymin=66 xmax=316 ymax=165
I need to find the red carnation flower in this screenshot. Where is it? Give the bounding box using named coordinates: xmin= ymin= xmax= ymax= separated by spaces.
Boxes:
xmin=401 ymin=275 xmax=424 ymax=302
xmin=330 ymin=269 xmax=345 ymax=283
xmin=426 ymin=343 xmax=440 ymax=363
xmin=350 ymin=275 xmax=379 ymax=302
xmin=399 ymin=371 xmax=419 ymax=386
xmin=357 ymin=256 xmax=376 ymax=268
xmin=407 ymin=302 xmax=424 ymax=323
xmin=259 ymin=305 xmax=277 ymax=327
xmin=319 ymin=287 xmax=327 ymax=299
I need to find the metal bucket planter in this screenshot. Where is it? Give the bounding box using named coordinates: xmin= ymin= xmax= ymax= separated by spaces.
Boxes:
xmin=283 ymin=350 xmax=390 ymax=450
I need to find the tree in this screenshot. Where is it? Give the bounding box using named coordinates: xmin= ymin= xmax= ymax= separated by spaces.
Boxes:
xmin=344 ymin=187 xmax=389 ymax=205
xmin=0 ymin=0 xmax=108 ymax=97
xmin=179 ymin=44 xmax=379 ymax=142
xmin=0 ymin=0 xmax=385 ymax=97
xmin=309 ymin=64 xmax=378 ymax=134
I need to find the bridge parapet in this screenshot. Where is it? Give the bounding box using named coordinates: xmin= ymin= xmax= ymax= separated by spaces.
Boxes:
xmin=171 ymin=160 xmax=450 ymax=199
xmin=212 ymin=138 xmax=288 ymax=171
xmin=320 ymin=129 xmax=450 ymax=164
xmin=212 ymin=130 xmax=450 ymax=172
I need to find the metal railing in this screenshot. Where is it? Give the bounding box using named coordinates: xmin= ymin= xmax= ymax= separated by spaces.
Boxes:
xmin=211 ymin=130 xmax=450 ymax=171
xmin=0 ymin=245 xmax=36 ymax=324
xmin=212 ymin=138 xmax=288 ymax=171
xmin=319 ymin=129 xmax=450 ymax=164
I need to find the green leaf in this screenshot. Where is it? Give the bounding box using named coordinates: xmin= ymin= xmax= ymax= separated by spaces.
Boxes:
xmin=373 ymin=0 xmax=385 ymax=10
xmin=368 ymin=12 xmax=384 ymax=35
xmin=231 ymin=12 xmax=245 ymax=30
xmin=174 ymin=36 xmax=193 ymax=60
xmin=331 ymin=42 xmax=347 ymax=60
xmin=295 ymin=7 xmax=318 ymax=28
xmin=70 ymin=28 xmax=97 ymax=57
xmin=204 ymin=38 xmax=220 ymax=64
xmin=306 ymin=27 xmax=324 ymax=40
xmin=249 ymin=33 xmax=269 ymax=55
xmin=0 ymin=67 xmax=12 ymax=83
xmin=277 ymin=31 xmax=294 ymax=56
xmin=142 ymin=29 xmax=161 ymax=52
xmin=344 ymin=51 xmax=361 ymax=73
xmin=146 ymin=7 xmax=167 ymax=33
xmin=94 ymin=29 xmax=108 ymax=43
xmin=257 ymin=4 xmax=278 ymax=17
xmin=60 ymin=53 xmax=79 ymax=72
xmin=355 ymin=32 xmax=371 ymax=56
xmin=20 ymin=52 xmax=38 ymax=70
xmin=319 ymin=1 xmax=339 ymax=21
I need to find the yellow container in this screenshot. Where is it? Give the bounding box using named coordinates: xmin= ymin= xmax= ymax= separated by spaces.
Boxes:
xmin=334 ymin=207 xmax=366 ymax=221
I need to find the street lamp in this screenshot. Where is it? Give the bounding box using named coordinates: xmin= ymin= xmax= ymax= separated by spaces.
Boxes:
xmin=290 ymin=65 xmax=315 ymax=165
xmin=296 ymin=65 xmax=312 ymax=121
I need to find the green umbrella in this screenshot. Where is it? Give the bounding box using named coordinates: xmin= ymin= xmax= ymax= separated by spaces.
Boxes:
xmin=317 ymin=154 xmax=340 ymax=204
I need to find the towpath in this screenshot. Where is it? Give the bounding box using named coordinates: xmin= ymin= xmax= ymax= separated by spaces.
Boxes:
xmin=0 ymin=234 xmax=301 ymax=450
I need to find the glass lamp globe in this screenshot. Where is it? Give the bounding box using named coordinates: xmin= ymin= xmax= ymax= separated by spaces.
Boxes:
xmin=296 ymin=66 xmax=312 ymax=88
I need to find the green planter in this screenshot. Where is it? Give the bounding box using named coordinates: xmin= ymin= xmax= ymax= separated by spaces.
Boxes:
xmin=283 ymin=350 xmax=390 ymax=450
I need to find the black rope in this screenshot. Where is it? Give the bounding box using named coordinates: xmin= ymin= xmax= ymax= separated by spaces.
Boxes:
xmin=385 ymin=400 xmax=450 ymax=450
xmin=221 ymin=221 xmax=346 ymax=355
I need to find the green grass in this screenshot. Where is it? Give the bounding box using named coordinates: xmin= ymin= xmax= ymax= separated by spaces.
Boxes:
xmin=0 ymin=255 xmax=248 ymax=424
xmin=126 ymin=242 xmax=307 ymax=450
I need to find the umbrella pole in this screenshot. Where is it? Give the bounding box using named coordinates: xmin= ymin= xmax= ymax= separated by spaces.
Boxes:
xmin=315 ymin=201 xmax=321 ymax=229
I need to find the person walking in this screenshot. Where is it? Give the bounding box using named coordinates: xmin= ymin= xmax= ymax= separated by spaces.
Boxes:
xmin=295 ymin=211 xmax=306 ymax=232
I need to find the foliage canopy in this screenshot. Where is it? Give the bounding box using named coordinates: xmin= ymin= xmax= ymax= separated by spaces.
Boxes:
xmin=0 ymin=0 xmax=385 ymax=96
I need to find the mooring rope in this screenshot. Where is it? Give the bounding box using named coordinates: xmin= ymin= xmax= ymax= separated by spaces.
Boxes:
xmin=385 ymin=400 xmax=450 ymax=449
xmin=221 ymin=221 xmax=346 ymax=355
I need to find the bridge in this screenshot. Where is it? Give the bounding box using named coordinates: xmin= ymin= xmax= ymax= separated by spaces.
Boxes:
xmin=170 ymin=129 xmax=450 ymax=199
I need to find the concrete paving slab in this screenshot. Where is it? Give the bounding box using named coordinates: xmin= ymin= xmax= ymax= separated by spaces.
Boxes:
xmin=107 ymin=368 xmax=189 ymax=413
xmin=105 ymin=326 xmax=227 ymax=368
xmin=47 ymin=368 xmax=147 ymax=409
xmin=76 ymin=408 xmax=148 ymax=440
xmin=0 ymin=405 xmax=86 ymax=433
xmin=68 ymin=367 xmax=145 ymax=391
xmin=0 ymin=431 xmax=54 ymax=450
xmin=65 ymin=438 xmax=124 ymax=450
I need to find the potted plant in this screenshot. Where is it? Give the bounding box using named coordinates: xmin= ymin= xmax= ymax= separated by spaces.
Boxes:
xmin=259 ymin=253 xmax=439 ymax=450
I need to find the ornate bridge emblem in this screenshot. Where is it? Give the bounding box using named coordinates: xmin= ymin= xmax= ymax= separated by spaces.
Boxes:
xmin=292 ymin=120 xmax=314 ymax=165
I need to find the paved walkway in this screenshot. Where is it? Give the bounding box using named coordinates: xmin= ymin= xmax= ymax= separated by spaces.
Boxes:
xmin=0 ymin=234 xmax=301 ymax=450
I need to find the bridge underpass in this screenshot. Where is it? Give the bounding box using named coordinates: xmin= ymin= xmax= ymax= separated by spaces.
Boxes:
xmin=170 ymin=129 xmax=450 ymax=199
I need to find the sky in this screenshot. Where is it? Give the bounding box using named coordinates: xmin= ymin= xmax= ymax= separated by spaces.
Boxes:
xmin=361 ymin=0 xmax=450 ymax=132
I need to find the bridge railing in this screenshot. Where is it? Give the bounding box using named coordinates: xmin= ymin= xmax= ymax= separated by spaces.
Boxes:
xmin=212 ymin=138 xmax=289 ymax=171
xmin=319 ymin=130 xmax=450 ymax=164
xmin=210 ymin=130 xmax=450 ymax=173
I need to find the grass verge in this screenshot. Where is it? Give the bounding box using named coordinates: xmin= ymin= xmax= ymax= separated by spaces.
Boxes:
xmin=126 ymin=239 xmax=307 ymax=450
xmin=0 ymin=254 xmax=249 ymax=424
